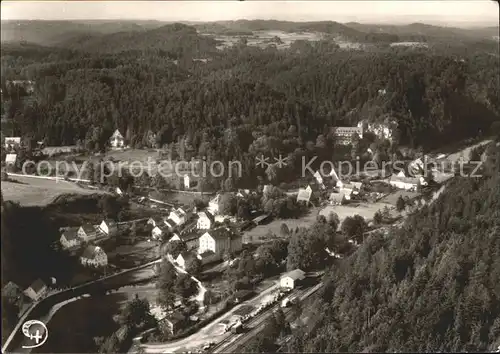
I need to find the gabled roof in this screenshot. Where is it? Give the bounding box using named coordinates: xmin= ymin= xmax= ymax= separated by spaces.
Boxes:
xmin=81 ymin=245 xmax=104 ymax=259
xmin=282 ymin=269 xmax=306 ymax=281
xmin=102 ymin=219 xmax=117 ymax=226
xmin=297 ymin=187 xmax=312 ymax=202
xmin=80 ymin=224 xmax=96 ymax=234
xmin=204 ymin=228 xmax=233 ymax=241
xmin=198 ymin=211 xmax=215 ymax=223
xmin=210 ymin=194 xmax=221 ymax=205
xmin=28 ymin=279 xmax=46 ymax=293
xmin=62 ymin=228 xmax=79 ymax=241
xmin=110 ymin=129 xmax=124 ymax=139
xmin=149 ymin=216 xmax=165 ymax=224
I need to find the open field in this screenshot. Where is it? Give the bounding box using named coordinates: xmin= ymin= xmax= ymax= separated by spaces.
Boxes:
xmin=1 ymin=175 xmax=109 ymax=206
xmin=380 ymin=190 xmax=420 ymax=205
xmin=319 ymin=201 xmax=392 ymax=225
xmin=242 ymin=207 xmax=321 ymax=243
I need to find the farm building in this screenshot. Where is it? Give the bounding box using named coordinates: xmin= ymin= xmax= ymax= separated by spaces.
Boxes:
xmin=99 ymin=219 xmax=118 ymax=236
xmin=60 ymin=227 xmax=81 ymax=249
xmin=80 ymin=245 xmax=108 ymax=268
xmin=77 ymin=224 xmax=98 ymax=241
xmin=161 ymin=311 xmax=187 ymax=334
xmin=23 ymin=279 xmax=48 ymax=301
xmin=280 ymin=269 xmax=306 ymax=289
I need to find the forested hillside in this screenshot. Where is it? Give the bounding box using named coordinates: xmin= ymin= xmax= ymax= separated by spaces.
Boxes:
xmin=1 ymin=22 xmax=498 ymax=151
xmin=284 ymin=143 xmax=500 ymax=352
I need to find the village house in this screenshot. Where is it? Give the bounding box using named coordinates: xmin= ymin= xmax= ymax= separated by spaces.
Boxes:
xmin=197 ymin=211 xmax=215 ymax=230
xmin=99 ymin=219 xmax=118 ymax=236
xmin=80 ymin=245 xmax=108 ymax=268
xmin=161 ymin=311 xmax=187 ymax=334
xmin=329 ymin=192 xmax=346 ymax=205
xmin=77 ymin=224 xmax=98 ymax=242
xmin=23 ymin=279 xmax=48 ymax=301
xmin=115 ymin=187 xmax=123 ymax=196
xmin=331 ymin=126 xmax=363 ymax=145
xmin=174 ymin=251 xmax=200 ymax=270
xmin=168 ymin=232 xmax=199 ymax=250
xmin=198 ymin=228 xmax=242 ymax=261
xmin=5 ymin=153 xmax=17 ymax=166
xmin=296 ymin=185 xmax=313 ymax=203
xmin=169 ymin=208 xmax=187 ymax=226
xmin=60 ymin=227 xmax=81 ymax=249
xmin=152 ymin=225 xmax=171 ymax=240
xmin=109 ymin=129 xmax=125 ymax=149
xmin=389 ymin=175 xmax=420 ymax=191
xmin=4 ymin=137 xmax=21 ymax=149
xmin=280 ymin=269 xmax=306 ymax=289
xmin=207 ymin=194 xmax=221 ymax=215
xmin=168 ymin=233 xmax=182 ymax=242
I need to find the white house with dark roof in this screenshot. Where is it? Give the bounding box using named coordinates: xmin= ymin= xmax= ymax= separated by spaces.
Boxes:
xmin=80 ymin=246 xmax=108 ymax=267
xmin=99 ymin=219 xmax=118 ymax=236
xmin=198 ymin=228 xmax=242 ymax=259
xmin=174 ymin=251 xmax=200 ymax=270
xmin=60 ymin=227 xmax=81 ymax=249
xmin=152 ymin=225 xmax=170 ymax=240
xmin=296 ymin=185 xmax=312 ymax=203
xmin=23 ymin=279 xmax=48 ymax=301
xmin=280 ymin=269 xmax=306 ymax=289
xmin=197 ymin=211 xmax=214 ymax=230
xmin=109 ymin=129 xmax=125 ymax=149
xmin=77 ymin=224 xmax=97 ymax=242
xmin=169 ymin=208 xmax=187 ymax=226
xmin=208 ymin=194 xmax=221 ymax=215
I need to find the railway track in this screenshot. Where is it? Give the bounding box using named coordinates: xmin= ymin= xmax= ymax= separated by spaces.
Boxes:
xmin=211 ymin=284 xmax=322 ymax=353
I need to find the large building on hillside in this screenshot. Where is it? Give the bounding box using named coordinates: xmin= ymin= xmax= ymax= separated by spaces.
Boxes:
xmin=331 ymin=126 xmax=363 ymax=145
xmin=198 ymin=228 xmax=242 ymax=263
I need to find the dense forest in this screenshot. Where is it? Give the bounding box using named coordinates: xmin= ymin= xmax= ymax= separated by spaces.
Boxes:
xmin=1 ymin=22 xmax=499 ymax=153
xmin=281 ymin=143 xmax=500 ymax=352
xmin=1 ymin=20 xmax=500 ymax=351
